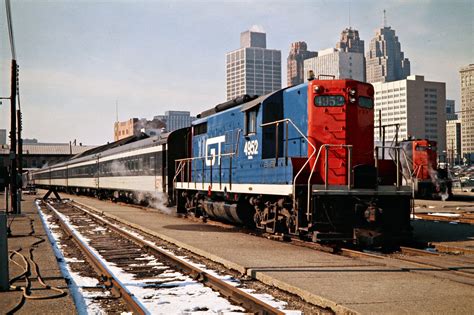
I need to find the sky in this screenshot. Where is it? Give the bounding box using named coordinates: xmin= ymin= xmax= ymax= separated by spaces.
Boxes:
xmin=0 ymin=0 xmax=472 ymax=145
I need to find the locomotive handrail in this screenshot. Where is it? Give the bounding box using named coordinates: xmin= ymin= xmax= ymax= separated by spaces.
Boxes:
xmin=382 ymin=145 xmax=412 ymax=183
xmin=305 ymin=144 xmax=353 ymax=223
xmin=174 ymin=151 xmax=237 ymax=163
xmin=374 ymin=145 xmax=413 ymax=189
xmin=260 ymin=119 xmax=355 ymax=225
xmin=174 ymin=129 xmax=242 ymax=191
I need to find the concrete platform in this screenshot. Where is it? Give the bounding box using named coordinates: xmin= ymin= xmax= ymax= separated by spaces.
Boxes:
xmin=0 ymin=193 xmax=76 ymax=314
xmin=64 ymin=193 xmax=474 ymax=314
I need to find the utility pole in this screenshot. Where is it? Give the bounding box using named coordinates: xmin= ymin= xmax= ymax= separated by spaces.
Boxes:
xmin=9 ymin=59 xmax=19 ymax=214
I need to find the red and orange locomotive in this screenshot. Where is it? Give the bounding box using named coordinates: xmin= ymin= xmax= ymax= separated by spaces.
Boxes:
xmin=400 ymin=139 xmax=452 ymax=199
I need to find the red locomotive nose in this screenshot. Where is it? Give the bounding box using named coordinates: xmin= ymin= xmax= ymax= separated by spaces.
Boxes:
xmin=307 ymin=79 xmax=374 ymax=186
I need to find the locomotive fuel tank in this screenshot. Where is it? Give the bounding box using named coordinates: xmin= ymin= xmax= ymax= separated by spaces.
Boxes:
xmin=201 ymin=199 xmax=254 ymax=225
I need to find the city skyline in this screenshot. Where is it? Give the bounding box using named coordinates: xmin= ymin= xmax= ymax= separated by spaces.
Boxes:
xmin=0 ymin=0 xmax=472 ymax=145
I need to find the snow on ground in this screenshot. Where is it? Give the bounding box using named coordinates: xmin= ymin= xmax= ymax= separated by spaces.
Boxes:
xmin=44 ymin=203 xmax=288 ymax=314
xmin=71 ymin=203 xmax=302 ymax=314
xmin=105 ymin=217 xmax=297 ymax=312
xmin=36 ymin=201 xmax=107 ymax=315
xmin=428 ymin=212 xmax=461 ymax=217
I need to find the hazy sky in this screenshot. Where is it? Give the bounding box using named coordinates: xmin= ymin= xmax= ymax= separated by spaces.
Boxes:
xmin=0 ymin=0 xmax=472 ymax=145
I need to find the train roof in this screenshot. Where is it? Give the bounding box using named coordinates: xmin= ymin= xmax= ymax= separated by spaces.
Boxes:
xmin=39 ymin=132 xmax=170 ymax=169
xmin=193 ymin=87 xmax=294 ymax=125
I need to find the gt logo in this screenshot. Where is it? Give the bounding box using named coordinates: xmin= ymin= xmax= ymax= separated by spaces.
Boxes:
xmin=205 ymin=135 xmax=226 ymax=166
xmin=244 ymin=140 xmax=259 ymax=159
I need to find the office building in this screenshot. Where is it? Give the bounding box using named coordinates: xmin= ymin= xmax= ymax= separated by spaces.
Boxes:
xmin=373 ymin=75 xmax=446 ymax=153
xmin=303 ymin=48 xmax=365 ymax=81
xmin=226 ymin=29 xmax=281 ymax=100
xmin=114 ymin=117 xmax=166 ymax=141
xmin=287 ymin=41 xmax=317 ymax=86
xmin=460 ymin=64 xmax=474 ymax=162
xmin=0 ymin=129 xmax=6 ymax=146
xmin=154 ymin=111 xmax=196 ymax=132
xmin=446 ymin=119 xmax=462 ymax=165
xmin=446 ymin=99 xmax=457 ymax=121
xmin=366 ymin=18 xmax=410 ymax=83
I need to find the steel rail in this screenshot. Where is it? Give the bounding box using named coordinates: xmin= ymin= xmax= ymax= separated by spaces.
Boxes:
xmin=415 ymin=213 xmax=474 ymax=225
xmin=341 ymin=246 xmax=474 ymax=284
xmin=399 ymin=246 xmax=440 ymax=256
xmin=430 ymin=243 xmax=474 ymax=255
xmin=69 ymin=201 xmax=285 ymax=315
xmin=43 ymin=201 xmax=147 ymax=315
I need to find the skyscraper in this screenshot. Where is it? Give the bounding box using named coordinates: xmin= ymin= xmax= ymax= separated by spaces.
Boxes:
xmin=287 ymin=41 xmax=317 ymax=86
xmin=336 ymin=27 xmax=365 ymax=54
xmin=303 ymin=48 xmax=365 ymax=82
xmin=446 ymin=99 xmax=457 ymax=121
xmin=226 ymin=28 xmax=281 ymax=100
xmin=366 ymin=12 xmax=410 ymax=83
xmin=336 ymin=27 xmax=365 ymax=82
xmin=460 ymin=64 xmax=474 ymax=162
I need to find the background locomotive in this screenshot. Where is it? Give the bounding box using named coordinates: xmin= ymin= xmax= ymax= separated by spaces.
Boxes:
xmin=399 ymin=139 xmax=452 ymax=199
xmin=32 ymin=77 xmax=413 ymax=247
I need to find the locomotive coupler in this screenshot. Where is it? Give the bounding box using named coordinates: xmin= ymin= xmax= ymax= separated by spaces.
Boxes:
xmin=364 ymin=204 xmax=382 ymax=223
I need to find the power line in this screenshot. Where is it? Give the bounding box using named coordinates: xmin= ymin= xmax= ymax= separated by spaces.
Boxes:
xmin=5 ymin=0 xmax=17 ymax=59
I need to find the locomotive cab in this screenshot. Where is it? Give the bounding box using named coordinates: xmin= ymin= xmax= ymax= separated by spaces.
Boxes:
xmin=307 ymin=79 xmax=376 ymax=187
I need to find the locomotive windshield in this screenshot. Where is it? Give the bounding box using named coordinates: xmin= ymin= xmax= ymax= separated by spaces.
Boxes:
xmin=416 ymin=145 xmax=436 ymax=151
xmin=314 ymin=95 xmax=345 ymax=107
xmin=359 ymin=96 xmax=374 ymax=109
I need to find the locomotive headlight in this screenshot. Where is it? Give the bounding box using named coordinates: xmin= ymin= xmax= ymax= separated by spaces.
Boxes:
xmin=349 ymin=97 xmax=356 ymax=103
xmin=349 ymin=88 xmax=357 ymax=96
xmin=314 ymin=85 xmax=323 ymax=94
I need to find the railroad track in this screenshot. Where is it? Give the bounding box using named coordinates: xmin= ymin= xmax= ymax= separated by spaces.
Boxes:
xmin=340 ymin=246 xmax=474 ymax=286
xmin=40 ymin=199 xmax=287 ymax=315
xmin=43 ymin=193 xmax=474 ymax=293
xmin=415 ymin=212 xmax=474 ymax=225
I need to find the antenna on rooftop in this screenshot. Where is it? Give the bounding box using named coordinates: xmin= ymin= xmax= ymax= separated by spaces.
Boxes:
xmin=348 ymin=0 xmax=351 ymax=28
xmin=383 ymin=9 xmax=387 ymax=28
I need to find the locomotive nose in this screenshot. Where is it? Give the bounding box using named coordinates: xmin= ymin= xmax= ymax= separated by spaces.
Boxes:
xmin=307 ymin=80 xmax=375 ymax=186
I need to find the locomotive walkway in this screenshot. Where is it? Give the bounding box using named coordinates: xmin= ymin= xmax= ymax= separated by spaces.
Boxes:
xmin=60 ymin=193 xmax=474 ymax=314
xmin=0 ymin=193 xmax=76 ymax=314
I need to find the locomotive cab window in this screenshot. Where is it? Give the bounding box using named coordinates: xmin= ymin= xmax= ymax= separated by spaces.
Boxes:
xmin=416 ymin=145 xmax=436 ymax=151
xmin=245 ymin=108 xmax=258 ymax=135
xmin=359 ymin=96 xmax=374 ymax=109
xmin=194 ymin=122 xmax=207 ymax=136
xmin=314 ymin=95 xmax=345 ymax=107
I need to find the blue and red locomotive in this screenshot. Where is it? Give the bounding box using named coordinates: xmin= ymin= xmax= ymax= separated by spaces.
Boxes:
xmin=31 ymin=77 xmax=413 ymax=246
xmin=174 ymin=77 xmax=412 ymax=246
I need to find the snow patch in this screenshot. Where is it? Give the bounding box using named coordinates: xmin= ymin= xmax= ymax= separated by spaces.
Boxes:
xmin=36 ymin=201 xmax=106 ymax=315
xmin=428 ymin=212 xmax=461 ymax=218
